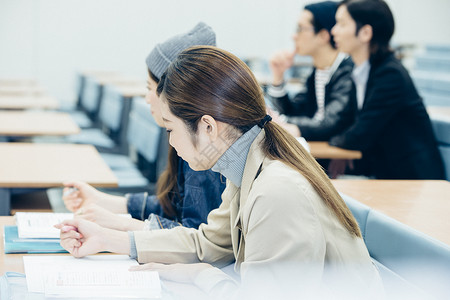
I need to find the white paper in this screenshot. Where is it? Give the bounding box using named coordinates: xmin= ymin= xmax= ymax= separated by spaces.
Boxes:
xmin=16 ymin=212 xmax=132 ymax=239
xmin=23 ymin=255 xmax=161 ymax=299
xmin=16 ymin=212 xmax=74 ymax=238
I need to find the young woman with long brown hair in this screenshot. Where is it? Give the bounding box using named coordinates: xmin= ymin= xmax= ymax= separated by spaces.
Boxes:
xmin=58 ymin=46 xmax=382 ymax=299
xmin=62 ymin=22 xmax=225 ymax=231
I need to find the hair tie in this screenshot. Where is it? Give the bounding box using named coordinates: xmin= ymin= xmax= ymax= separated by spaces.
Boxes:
xmin=257 ymin=115 xmax=272 ymax=128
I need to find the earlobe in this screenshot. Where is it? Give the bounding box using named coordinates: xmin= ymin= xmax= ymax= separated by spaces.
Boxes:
xmin=359 ymin=25 xmax=373 ymax=43
xmin=318 ymin=29 xmax=331 ymax=44
xmin=200 ymin=115 xmax=218 ymax=140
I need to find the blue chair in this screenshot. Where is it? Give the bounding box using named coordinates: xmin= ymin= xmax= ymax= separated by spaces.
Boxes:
xmin=98 ymin=97 xmax=168 ymax=189
xmin=415 ymin=55 xmax=450 ymax=73
xmin=67 ymin=84 xmax=133 ymax=152
xmin=342 ymin=194 xmax=450 ymax=299
xmin=430 ymin=118 xmax=450 ymax=180
xmin=365 ymin=210 xmax=450 ymax=300
xmin=420 ymin=92 xmax=450 ymax=106
xmin=425 ymin=44 xmax=450 ymax=56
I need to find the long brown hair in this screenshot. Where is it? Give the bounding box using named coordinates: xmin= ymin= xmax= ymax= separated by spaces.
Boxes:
xmin=149 ymin=70 xmax=177 ymax=217
xmin=160 ymin=46 xmax=361 ymax=237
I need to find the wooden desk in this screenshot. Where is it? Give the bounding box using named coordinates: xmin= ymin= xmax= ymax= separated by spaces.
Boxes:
xmin=0 ymin=143 xmax=118 ymax=215
xmin=0 ymin=216 xmax=30 ymax=274
xmin=0 ymin=86 xmax=46 ymax=96
xmin=427 ymin=106 xmax=450 ymax=122
xmin=95 ymin=75 xmax=144 ymax=87
xmin=115 ymin=85 xmax=147 ymax=98
xmin=332 ymin=179 xmax=450 ymax=246
xmin=0 ymin=79 xmax=37 ymax=86
xmin=309 ymin=142 xmax=362 ymax=160
xmin=0 ymin=95 xmax=59 ymax=110
xmin=0 ymin=217 xmax=205 ymax=300
xmin=0 ymin=111 xmax=80 ymax=136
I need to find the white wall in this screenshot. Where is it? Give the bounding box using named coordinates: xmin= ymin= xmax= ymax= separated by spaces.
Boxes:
xmin=1 ymin=0 xmax=449 ymax=104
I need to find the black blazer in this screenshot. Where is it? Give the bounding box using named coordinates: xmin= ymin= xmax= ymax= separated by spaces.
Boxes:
xmin=330 ymin=53 xmax=445 ymax=179
xmin=270 ymin=57 xmax=357 ymax=141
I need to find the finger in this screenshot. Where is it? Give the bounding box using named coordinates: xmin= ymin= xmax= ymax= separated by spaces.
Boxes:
xmin=60 ymin=237 xmax=82 ymax=252
xmin=348 ymin=160 xmax=354 ymax=170
xmin=130 ymin=264 xmax=182 ymax=282
xmin=129 ymin=262 xmax=166 ymax=271
xmin=63 ymin=181 xmax=76 ymax=188
xmin=63 ymin=197 xmax=82 ymax=208
xmin=60 ymin=218 xmax=79 ymax=227
xmin=60 ymin=229 xmax=83 ymax=240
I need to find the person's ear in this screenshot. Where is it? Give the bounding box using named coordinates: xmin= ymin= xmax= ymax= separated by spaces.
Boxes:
xmin=317 ymin=29 xmax=331 ymax=45
xmin=358 ymin=24 xmax=373 ymax=43
xmin=198 ymin=115 xmax=218 ymax=141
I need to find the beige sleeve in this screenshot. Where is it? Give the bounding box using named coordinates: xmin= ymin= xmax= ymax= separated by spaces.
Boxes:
xmin=134 ymin=185 xmax=236 ymax=267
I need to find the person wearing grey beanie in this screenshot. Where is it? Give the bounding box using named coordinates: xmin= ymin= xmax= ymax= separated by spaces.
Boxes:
xmin=146 ymin=22 xmax=216 ymax=80
xmin=62 ymin=22 xmax=224 ymax=235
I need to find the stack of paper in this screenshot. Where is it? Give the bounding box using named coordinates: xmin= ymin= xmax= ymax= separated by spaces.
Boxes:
xmin=3 ymin=212 xmax=72 ymax=253
xmin=16 ymin=212 xmax=73 ymax=238
xmin=24 ymin=255 xmax=161 ymax=299
xmin=3 ymin=226 xmax=66 ymax=254
xmin=3 ymin=212 xmax=131 ymax=254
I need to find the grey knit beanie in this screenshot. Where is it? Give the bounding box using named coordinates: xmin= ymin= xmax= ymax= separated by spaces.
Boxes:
xmin=146 ymin=22 xmax=216 ymax=80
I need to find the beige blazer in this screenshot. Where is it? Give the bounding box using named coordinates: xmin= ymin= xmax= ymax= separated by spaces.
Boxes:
xmin=134 ymin=130 xmax=382 ymax=296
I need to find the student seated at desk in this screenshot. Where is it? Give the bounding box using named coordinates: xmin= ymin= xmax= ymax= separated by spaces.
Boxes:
xmin=63 ymin=22 xmax=225 ymax=231
xmin=268 ymin=1 xmax=356 ymax=141
xmin=57 ymin=46 xmax=382 ymax=299
xmin=328 ymin=0 xmax=445 ymax=179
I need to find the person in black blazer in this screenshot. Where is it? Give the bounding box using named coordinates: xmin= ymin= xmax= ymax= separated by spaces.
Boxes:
xmin=329 ymin=0 xmax=445 ymax=179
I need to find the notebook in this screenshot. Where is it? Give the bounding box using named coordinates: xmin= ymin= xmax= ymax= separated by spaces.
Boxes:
xmin=3 ymin=225 xmax=66 ymax=254
xmin=15 ymin=212 xmax=132 ymax=239
xmin=15 ymin=212 xmax=73 ymax=239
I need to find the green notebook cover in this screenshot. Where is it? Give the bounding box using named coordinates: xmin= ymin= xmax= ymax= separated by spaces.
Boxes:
xmin=3 ymin=226 xmax=67 ymax=254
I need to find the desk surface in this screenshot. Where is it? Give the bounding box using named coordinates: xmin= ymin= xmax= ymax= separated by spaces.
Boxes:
xmin=1 ymin=217 xmax=30 ymax=274
xmin=309 ymin=142 xmax=362 ymax=160
xmin=0 ymin=79 xmax=38 ymax=86
xmin=115 ymin=85 xmax=147 ymax=98
xmin=332 ymin=179 xmax=450 ymax=246
xmin=0 ymin=111 xmax=80 ymax=136
xmin=0 ymin=95 xmax=59 ymax=110
xmin=0 ymin=143 xmax=118 ymax=188
xmin=427 ymin=106 xmax=450 ymax=122
xmin=0 ymin=218 xmax=205 ymax=300
xmin=0 ymin=86 xmax=46 ymax=96
xmin=96 ymin=76 xmax=144 ymax=86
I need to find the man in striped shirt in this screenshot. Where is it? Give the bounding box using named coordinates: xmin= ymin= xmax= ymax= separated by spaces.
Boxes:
xmin=268 ymin=1 xmax=356 ymax=141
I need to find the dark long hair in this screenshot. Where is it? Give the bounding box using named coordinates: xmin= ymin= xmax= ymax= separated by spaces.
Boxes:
xmin=149 ymin=70 xmax=178 ymax=217
xmin=160 ymin=46 xmax=361 ymax=237
xmin=340 ymin=0 xmax=395 ymax=64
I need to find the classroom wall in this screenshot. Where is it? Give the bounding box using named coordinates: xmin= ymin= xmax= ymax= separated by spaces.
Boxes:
xmin=1 ymin=0 xmax=450 ymax=105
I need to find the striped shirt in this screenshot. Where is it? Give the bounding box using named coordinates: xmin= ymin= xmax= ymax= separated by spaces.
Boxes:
xmin=313 ymin=68 xmax=331 ymax=121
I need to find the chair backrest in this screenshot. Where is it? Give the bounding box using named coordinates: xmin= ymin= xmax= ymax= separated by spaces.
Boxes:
xmin=425 ymin=44 xmax=450 ymax=56
xmin=415 ymin=55 xmax=450 ymax=73
xmin=80 ymin=76 xmax=103 ymax=119
xmin=431 ymin=118 xmax=450 ymax=180
xmin=342 ymin=193 xmax=450 ymax=299
xmin=340 ymin=193 xmax=370 ymax=239
xmin=365 ymin=209 xmax=450 ymax=300
xmin=126 ymin=97 xmax=168 ymax=182
xmin=98 ymin=85 xmax=124 ymax=133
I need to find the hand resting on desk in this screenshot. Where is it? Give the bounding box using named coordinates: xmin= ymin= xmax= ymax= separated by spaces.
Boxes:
xmin=54 ymin=218 xmax=130 ymax=258
xmin=130 ymin=262 xmax=213 ymax=284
